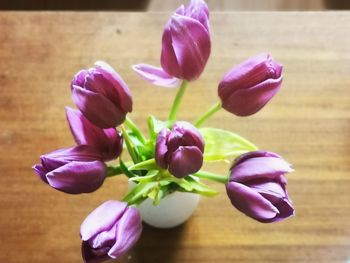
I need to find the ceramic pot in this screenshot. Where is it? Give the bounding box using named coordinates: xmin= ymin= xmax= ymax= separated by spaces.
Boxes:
xmin=128 ymin=181 xmax=200 ymax=228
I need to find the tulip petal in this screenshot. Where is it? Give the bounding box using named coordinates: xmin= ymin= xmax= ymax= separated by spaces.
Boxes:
xmin=32 ymin=164 xmax=48 ymax=183
xmin=46 ymin=160 xmax=106 ymax=194
xmin=186 ymin=0 xmax=210 ymax=31
xmin=72 ymin=69 xmax=88 ymax=89
xmin=168 ymin=146 xmax=203 ymax=178
xmin=161 ymin=22 xmax=182 ymax=78
xmin=81 ymin=241 xmax=110 ymax=263
xmin=132 ymin=64 xmax=181 ymax=88
xmin=226 ymin=181 xmax=279 ymax=222
xmin=108 ymin=207 xmax=142 ymax=259
xmin=65 ymin=107 xmax=121 ymax=161
xmin=168 ymin=14 xmax=211 ymax=81
xmin=155 ymin=128 xmax=171 ymax=169
xmin=72 ymin=85 xmax=125 ymax=128
xmin=222 ymin=76 xmax=283 ymax=116
xmin=44 ymin=145 xmax=103 ymax=162
xmin=170 ymin=121 xmax=205 ymax=153
xmin=94 ymin=61 xmax=133 ymax=114
xmin=81 ymin=200 xmax=127 ymax=241
xmin=232 ymin=156 xmax=293 ymax=183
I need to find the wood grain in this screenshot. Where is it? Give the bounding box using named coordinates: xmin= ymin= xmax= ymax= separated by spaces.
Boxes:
xmin=0 ymin=11 xmax=350 ymax=263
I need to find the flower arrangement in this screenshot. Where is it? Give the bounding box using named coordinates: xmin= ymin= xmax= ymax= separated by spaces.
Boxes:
xmin=33 ymin=0 xmax=294 ymax=262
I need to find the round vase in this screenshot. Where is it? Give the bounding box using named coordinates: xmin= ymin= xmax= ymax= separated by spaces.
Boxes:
xmin=128 ymin=181 xmax=200 ymax=229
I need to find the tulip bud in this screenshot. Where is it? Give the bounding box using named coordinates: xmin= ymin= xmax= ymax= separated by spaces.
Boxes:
xmin=80 ymin=200 xmax=142 ymax=262
xmin=66 ymin=107 xmax=123 ymax=162
xmin=32 ymin=145 xmax=106 ymax=194
xmin=155 ymin=121 xmax=204 ymax=178
xmin=71 ymin=61 xmax=132 ymax=128
xmin=218 ymin=54 xmax=283 ymax=116
xmin=226 ymin=151 xmax=294 ymax=223
xmin=160 ymin=0 xmax=211 ymax=81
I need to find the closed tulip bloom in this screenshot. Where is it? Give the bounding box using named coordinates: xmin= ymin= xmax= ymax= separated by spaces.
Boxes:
xmin=218 ymin=54 xmax=283 ymax=116
xmin=155 ymin=121 xmax=205 ymax=178
xmin=72 ymin=61 xmax=132 ymax=128
xmin=133 ymin=0 xmax=210 ymax=86
xmin=32 ymin=145 xmax=106 ymax=194
xmin=80 ymin=200 xmax=142 ymax=263
xmin=161 ymin=0 xmax=211 ymax=81
xmin=66 ymin=107 xmax=123 ymax=162
xmin=226 ymin=151 xmax=294 ymax=223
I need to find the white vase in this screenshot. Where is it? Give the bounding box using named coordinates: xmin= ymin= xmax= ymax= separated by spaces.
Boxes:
xmin=128 ymin=181 xmax=200 ymax=229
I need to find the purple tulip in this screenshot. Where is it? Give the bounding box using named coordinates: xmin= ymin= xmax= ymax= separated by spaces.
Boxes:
xmin=133 ymin=0 xmax=211 ymax=86
xmin=218 ymin=54 xmax=283 ymax=116
xmin=66 ymin=107 xmax=123 ymax=162
xmin=32 ymin=145 xmax=106 ymax=194
xmin=155 ymin=121 xmax=204 ymax=178
xmin=72 ymin=61 xmax=132 ymax=128
xmin=80 ymin=200 xmax=142 ymax=262
xmin=226 ymin=151 xmax=294 ymax=223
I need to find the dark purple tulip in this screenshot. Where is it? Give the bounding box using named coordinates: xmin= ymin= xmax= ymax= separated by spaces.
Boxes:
xmin=226 ymin=151 xmax=294 ymax=223
xmin=155 ymin=121 xmax=204 ymax=178
xmin=32 ymin=145 xmax=106 ymax=194
xmin=80 ymin=200 xmax=142 ymax=262
xmin=218 ymin=53 xmax=283 ymax=116
xmin=72 ymin=61 xmax=132 ymax=128
xmin=160 ymin=0 xmax=211 ymax=81
xmin=66 ymin=107 xmax=123 ymax=162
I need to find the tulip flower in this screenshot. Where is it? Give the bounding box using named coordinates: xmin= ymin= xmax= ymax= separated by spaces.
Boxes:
xmin=80 ymin=200 xmax=142 ymax=262
xmin=226 ymin=151 xmax=294 ymax=223
xmin=66 ymin=107 xmax=123 ymax=162
xmin=218 ymin=53 xmax=283 ymax=116
xmin=72 ymin=61 xmax=132 ymax=128
xmin=133 ymin=0 xmax=211 ymax=86
xmin=32 ymin=145 xmax=106 ymax=194
xmin=155 ymin=121 xmax=205 ymax=178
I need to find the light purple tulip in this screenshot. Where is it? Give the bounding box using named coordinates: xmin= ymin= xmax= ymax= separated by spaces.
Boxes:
xmin=133 ymin=0 xmax=210 ymax=85
xmin=155 ymin=121 xmax=204 ymax=178
xmin=66 ymin=107 xmax=123 ymax=162
xmin=226 ymin=151 xmax=294 ymax=223
xmin=218 ymin=54 xmax=283 ymax=116
xmin=32 ymin=145 xmax=106 ymax=194
xmin=72 ymin=61 xmax=132 ymax=128
xmin=80 ymin=200 xmax=142 ymax=262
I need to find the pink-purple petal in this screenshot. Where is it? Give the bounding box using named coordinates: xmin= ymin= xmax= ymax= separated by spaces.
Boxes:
xmin=232 ymin=156 xmax=293 ymax=183
xmin=72 ymin=85 xmax=125 ymax=128
xmin=226 ymin=182 xmax=279 ymax=222
xmin=132 ymin=64 xmax=181 ymax=88
xmin=168 ymin=146 xmax=203 ymax=178
xmin=108 ymin=207 xmax=142 ymax=258
xmin=80 ymin=200 xmax=127 ymax=241
xmin=46 ymin=160 xmax=106 ymax=194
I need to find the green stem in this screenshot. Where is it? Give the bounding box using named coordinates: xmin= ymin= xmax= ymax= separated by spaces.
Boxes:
xmin=121 ymin=125 xmax=138 ymax=164
xmin=194 ymin=102 xmax=222 ymax=127
xmin=168 ymin=80 xmax=188 ymax=122
xmin=125 ymin=116 xmax=147 ymax=144
xmin=194 ymin=171 xmax=228 ymax=184
xmin=106 ymin=162 xmax=133 ymax=177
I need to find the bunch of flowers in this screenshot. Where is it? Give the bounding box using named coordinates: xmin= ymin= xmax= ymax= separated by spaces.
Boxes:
xmin=33 ymin=0 xmax=294 ymax=262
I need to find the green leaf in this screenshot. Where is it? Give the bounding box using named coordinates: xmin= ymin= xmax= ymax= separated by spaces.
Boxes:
xmin=119 ymin=160 xmax=136 ymax=178
xmin=184 ymin=175 xmax=218 ymax=197
xmin=128 ymin=158 xmax=157 ymax=171
xmin=147 ymin=115 xmax=171 ymax=141
xmin=130 ymin=170 xmax=159 ymax=183
xmin=200 ymin=127 xmax=258 ymax=162
xmin=123 ymin=182 xmax=158 ymax=205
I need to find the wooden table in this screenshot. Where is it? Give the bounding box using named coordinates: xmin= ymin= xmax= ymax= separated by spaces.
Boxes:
xmin=1 ymin=11 xmax=350 ymax=263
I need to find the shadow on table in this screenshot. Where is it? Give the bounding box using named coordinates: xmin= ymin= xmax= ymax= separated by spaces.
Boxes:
xmin=123 ymin=223 xmax=186 ymax=263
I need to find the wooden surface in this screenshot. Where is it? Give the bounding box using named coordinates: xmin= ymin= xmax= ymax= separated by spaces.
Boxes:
xmin=0 ymin=11 xmax=350 ymax=263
